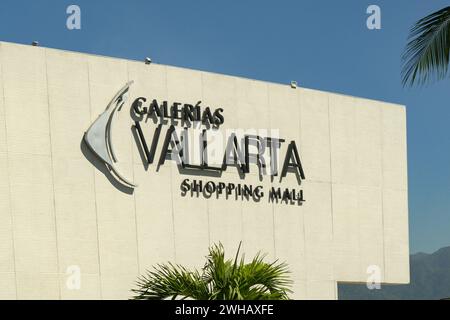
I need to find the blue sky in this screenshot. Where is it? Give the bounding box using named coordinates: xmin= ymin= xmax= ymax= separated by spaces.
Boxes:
xmin=0 ymin=0 xmax=449 ymax=254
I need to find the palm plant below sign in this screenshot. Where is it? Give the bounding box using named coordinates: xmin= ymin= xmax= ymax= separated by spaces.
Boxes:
xmin=131 ymin=242 xmax=292 ymax=300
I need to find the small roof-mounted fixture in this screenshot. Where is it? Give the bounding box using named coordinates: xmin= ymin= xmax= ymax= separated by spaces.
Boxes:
xmin=290 ymin=81 xmax=297 ymax=89
xmin=31 ymin=41 xmax=39 ymax=47
xmin=144 ymin=57 xmax=152 ymax=65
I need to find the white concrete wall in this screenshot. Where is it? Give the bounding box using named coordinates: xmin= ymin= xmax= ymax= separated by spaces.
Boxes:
xmin=0 ymin=41 xmax=409 ymax=299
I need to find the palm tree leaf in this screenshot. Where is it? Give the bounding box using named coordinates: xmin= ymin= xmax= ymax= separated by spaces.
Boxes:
xmin=132 ymin=242 xmax=292 ymax=300
xmin=131 ymin=262 xmax=209 ymax=300
xmin=401 ymin=6 xmax=450 ymax=86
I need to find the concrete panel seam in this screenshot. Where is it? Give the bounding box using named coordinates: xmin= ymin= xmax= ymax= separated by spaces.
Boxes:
xmin=44 ymin=48 xmax=62 ymax=299
xmin=0 ymin=42 xmax=18 ymax=299
xmin=168 ymin=68 xmax=177 ymax=263
xmin=379 ymin=104 xmax=387 ymax=283
xmin=127 ymin=62 xmax=141 ymax=276
xmin=87 ymin=56 xmax=103 ymax=299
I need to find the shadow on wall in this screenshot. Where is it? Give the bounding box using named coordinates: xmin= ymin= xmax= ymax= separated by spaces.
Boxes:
xmin=80 ymin=138 xmax=134 ymax=195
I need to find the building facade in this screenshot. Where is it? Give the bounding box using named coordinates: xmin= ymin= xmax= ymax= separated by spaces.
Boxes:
xmin=0 ymin=41 xmax=409 ymax=299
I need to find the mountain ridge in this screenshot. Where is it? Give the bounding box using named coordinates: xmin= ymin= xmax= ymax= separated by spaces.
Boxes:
xmin=338 ymin=246 xmax=450 ymax=300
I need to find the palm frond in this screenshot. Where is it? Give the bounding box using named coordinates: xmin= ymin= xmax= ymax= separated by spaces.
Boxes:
xmin=131 ymin=242 xmax=292 ymax=300
xmin=131 ymin=262 xmax=209 ymax=300
xmin=401 ymin=6 xmax=450 ymax=86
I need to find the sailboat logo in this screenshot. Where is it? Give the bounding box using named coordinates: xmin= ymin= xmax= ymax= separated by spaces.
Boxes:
xmin=83 ymin=81 xmax=137 ymax=188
